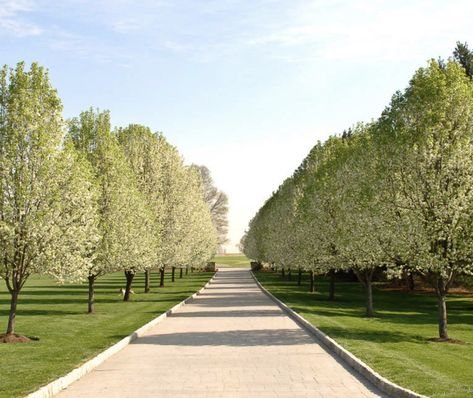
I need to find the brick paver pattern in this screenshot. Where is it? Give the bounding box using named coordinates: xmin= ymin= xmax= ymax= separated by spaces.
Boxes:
xmin=57 ymin=268 xmax=389 ymax=398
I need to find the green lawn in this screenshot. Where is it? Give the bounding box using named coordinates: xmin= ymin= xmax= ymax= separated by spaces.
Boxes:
xmin=254 ymin=270 xmax=473 ymax=398
xmin=212 ymin=253 xmax=250 ymax=267
xmin=0 ymin=270 xmax=213 ymax=398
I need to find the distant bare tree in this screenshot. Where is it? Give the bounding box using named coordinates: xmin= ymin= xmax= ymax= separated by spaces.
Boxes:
xmin=193 ymin=165 xmax=229 ymax=246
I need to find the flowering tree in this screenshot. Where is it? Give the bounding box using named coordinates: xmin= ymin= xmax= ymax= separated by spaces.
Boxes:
xmin=375 ymin=60 xmax=473 ymax=338
xmin=116 ymin=124 xmax=162 ymax=293
xmin=0 ymin=63 xmax=98 ymax=339
xmin=68 ymin=110 xmax=155 ymax=309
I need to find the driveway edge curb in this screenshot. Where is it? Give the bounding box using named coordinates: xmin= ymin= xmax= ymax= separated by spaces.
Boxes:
xmin=250 ymin=271 xmax=428 ymax=398
xmin=26 ymin=272 xmax=216 ymax=398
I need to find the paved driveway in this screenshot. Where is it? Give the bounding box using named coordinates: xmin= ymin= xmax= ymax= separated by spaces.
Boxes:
xmin=57 ymin=268 xmax=388 ymax=398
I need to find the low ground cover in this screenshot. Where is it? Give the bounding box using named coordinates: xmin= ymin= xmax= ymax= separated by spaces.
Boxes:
xmin=0 ymin=271 xmax=213 ymax=398
xmin=213 ymin=253 xmax=250 ymax=267
xmin=254 ymin=270 xmax=473 ymax=398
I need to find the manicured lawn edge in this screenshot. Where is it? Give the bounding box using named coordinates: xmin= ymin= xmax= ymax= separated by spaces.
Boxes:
xmin=251 ymin=271 xmax=427 ymax=398
xmin=26 ymin=273 xmax=216 ymax=398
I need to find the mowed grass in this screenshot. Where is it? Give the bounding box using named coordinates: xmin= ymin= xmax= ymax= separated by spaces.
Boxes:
xmin=0 ymin=270 xmax=213 ymax=398
xmin=255 ymin=270 xmax=473 ymax=398
xmin=213 ymin=253 xmax=250 ymax=267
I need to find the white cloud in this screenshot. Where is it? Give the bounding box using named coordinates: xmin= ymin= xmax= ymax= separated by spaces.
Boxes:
xmin=0 ymin=0 xmax=42 ymax=36
xmin=245 ymin=0 xmax=473 ymax=63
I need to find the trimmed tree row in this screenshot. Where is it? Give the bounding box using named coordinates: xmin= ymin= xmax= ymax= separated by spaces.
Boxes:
xmin=242 ymin=55 xmax=473 ymax=341
xmin=0 ymin=62 xmax=218 ymax=341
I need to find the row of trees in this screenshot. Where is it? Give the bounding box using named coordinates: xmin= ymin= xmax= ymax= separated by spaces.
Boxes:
xmin=242 ymin=44 xmax=473 ymax=340
xmin=0 ymin=62 xmax=221 ymax=338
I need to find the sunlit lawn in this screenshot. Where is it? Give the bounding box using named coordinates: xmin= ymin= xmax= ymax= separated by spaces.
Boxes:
xmin=0 ymin=270 xmax=213 ymax=398
xmin=255 ymin=270 xmax=473 ymax=398
xmin=212 ymin=253 xmax=250 ymax=267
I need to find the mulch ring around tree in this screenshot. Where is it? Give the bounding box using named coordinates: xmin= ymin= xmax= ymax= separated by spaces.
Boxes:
xmin=0 ymin=333 xmax=32 ymax=343
xmin=428 ymin=337 xmax=466 ymax=344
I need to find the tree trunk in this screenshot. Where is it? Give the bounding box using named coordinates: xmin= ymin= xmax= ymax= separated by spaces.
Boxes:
xmin=144 ymin=270 xmax=150 ymax=293
xmin=309 ymin=270 xmax=315 ymax=293
xmin=406 ymin=273 xmax=415 ymax=292
xmin=191 ymin=266 xmax=194 ymax=273
xmin=328 ymin=270 xmax=336 ymax=301
xmin=6 ymin=289 xmax=19 ymax=335
xmin=297 ymin=268 xmax=302 ymax=286
xmin=88 ymin=275 xmax=95 ymax=314
xmin=288 ymin=268 xmax=292 ymax=281
xmin=435 ymin=278 xmax=448 ymax=339
xmin=179 ymin=268 xmax=183 ymax=278
xmin=171 ymin=267 xmax=176 ymax=282
xmin=185 ymin=266 xmax=189 ymax=275
xmin=159 ymin=267 xmax=165 ymax=287
xmin=281 ymin=267 xmax=285 ymax=278
xmin=366 ymin=277 xmax=374 ymax=317
xmin=123 ymin=270 xmax=135 ymax=302
xmin=355 ymin=269 xmax=375 ymax=317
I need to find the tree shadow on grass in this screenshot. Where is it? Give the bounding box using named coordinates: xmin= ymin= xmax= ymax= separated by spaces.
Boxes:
xmin=317 ymin=325 xmax=427 ymax=344
xmin=0 ymin=308 xmax=83 ymax=316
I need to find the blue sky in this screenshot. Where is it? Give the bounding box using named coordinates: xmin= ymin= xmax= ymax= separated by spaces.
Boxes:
xmin=2 ymin=0 xmax=473 ymax=251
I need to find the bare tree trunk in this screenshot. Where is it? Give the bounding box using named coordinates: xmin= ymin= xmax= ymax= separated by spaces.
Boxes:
xmin=309 ymin=270 xmax=315 ymax=293
xmin=297 ymin=268 xmax=302 ymax=286
xmin=366 ymin=279 xmax=374 ymax=317
xmin=435 ymin=277 xmax=448 ymax=339
xmin=288 ymin=268 xmax=292 ymax=281
xmin=185 ymin=266 xmax=189 ymax=275
xmin=124 ymin=270 xmax=135 ymax=302
xmin=144 ymin=270 xmax=150 ymax=293
xmin=179 ymin=268 xmax=183 ymax=278
xmin=281 ymin=267 xmax=285 ymax=278
xmin=88 ymin=275 xmax=95 ymax=314
xmin=171 ymin=267 xmax=176 ymax=282
xmin=406 ymin=273 xmax=415 ymax=292
xmin=159 ymin=266 xmax=165 ymax=287
xmin=355 ymin=269 xmax=375 ymax=317
xmin=6 ymin=289 xmax=19 ymax=335
xmin=328 ymin=270 xmax=336 ymax=301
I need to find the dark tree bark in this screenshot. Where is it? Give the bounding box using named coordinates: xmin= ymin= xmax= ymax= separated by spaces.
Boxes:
xmin=435 ymin=277 xmax=449 ymax=339
xmin=406 ymin=273 xmax=415 ymax=292
xmin=309 ymin=270 xmax=315 ymax=293
xmin=159 ymin=266 xmax=165 ymax=287
xmin=185 ymin=266 xmax=189 ymax=275
xmin=179 ymin=268 xmax=183 ymax=278
xmin=328 ymin=270 xmax=336 ymax=301
xmin=355 ymin=269 xmax=375 ymax=317
xmin=123 ymin=270 xmax=135 ymax=302
xmin=88 ymin=275 xmax=96 ymax=314
xmin=281 ymin=267 xmax=285 ymax=278
xmin=288 ymin=269 xmax=292 ymax=281
xmin=6 ymin=289 xmax=19 ymax=335
xmin=144 ymin=269 xmax=150 ymax=293
xmin=297 ymin=268 xmax=302 ymax=286
xmin=171 ymin=267 xmax=176 ymax=282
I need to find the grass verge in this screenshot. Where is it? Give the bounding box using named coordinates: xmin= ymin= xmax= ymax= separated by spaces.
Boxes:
xmin=213 ymin=253 xmax=250 ymax=267
xmin=0 ymin=270 xmax=213 ymax=398
xmin=254 ymin=270 xmax=473 ymax=398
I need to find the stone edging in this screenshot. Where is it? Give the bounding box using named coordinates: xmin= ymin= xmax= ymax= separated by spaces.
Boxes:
xmin=250 ymin=271 xmax=428 ymax=398
xmin=26 ymin=274 xmax=216 ymax=398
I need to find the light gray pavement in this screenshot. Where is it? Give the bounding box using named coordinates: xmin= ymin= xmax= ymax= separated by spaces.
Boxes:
xmin=57 ymin=268 xmax=388 ymax=398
